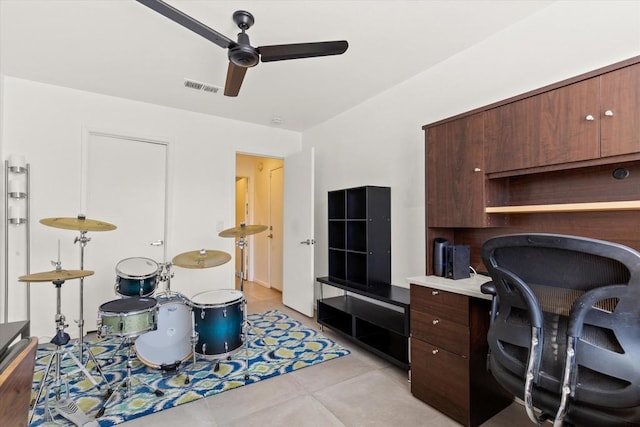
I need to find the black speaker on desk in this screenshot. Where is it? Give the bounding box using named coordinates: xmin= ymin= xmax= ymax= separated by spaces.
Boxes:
xmin=433 ymin=238 xmax=449 ymax=277
xmin=446 ymin=245 xmax=470 ymax=280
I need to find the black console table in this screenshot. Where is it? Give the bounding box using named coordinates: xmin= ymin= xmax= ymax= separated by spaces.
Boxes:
xmin=316 ymin=277 xmax=410 ymax=370
xmin=0 ymin=321 xmax=31 ymax=357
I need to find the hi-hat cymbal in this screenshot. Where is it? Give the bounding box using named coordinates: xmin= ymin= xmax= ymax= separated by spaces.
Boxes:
xmin=19 ymin=269 xmax=94 ymax=283
xmin=218 ymin=224 xmax=268 ymax=238
xmin=172 ymin=249 xmax=232 ymax=269
xmin=40 ymin=216 xmax=117 ymax=232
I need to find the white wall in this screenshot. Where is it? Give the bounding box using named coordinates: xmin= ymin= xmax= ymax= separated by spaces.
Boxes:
xmin=304 ymin=0 xmax=640 ymax=288
xmin=1 ymin=76 xmax=300 ymax=338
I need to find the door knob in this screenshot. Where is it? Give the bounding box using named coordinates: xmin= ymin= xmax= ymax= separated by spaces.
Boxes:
xmin=300 ymin=239 xmax=316 ymax=245
xmin=267 ymin=234 xmax=273 ymax=239
xmin=150 ymin=240 xmax=164 ymax=246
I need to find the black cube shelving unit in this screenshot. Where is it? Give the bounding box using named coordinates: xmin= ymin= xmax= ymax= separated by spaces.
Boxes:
xmin=320 ymin=186 xmax=410 ymax=370
xmin=327 ymin=186 xmax=390 ymax=286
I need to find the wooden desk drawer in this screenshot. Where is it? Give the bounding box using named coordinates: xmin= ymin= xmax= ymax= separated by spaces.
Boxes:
xmin=411 ymin=338 xmax=469 ymax=425
xmin=410 ymin=284 xmax=469 ymax=325
xmin=411 ymin=309 xmax=469 ymax=357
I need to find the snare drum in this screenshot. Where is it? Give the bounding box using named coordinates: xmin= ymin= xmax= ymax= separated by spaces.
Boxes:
xmin=135 ymin=292 xmax=193 ymax=370
xmin=189 ymin=289 xmax=245 ymax=357
xmin=115 ymin=257 xmax=159 ymax=297
xmin=97 ymin=297 xmax=158 ymax=338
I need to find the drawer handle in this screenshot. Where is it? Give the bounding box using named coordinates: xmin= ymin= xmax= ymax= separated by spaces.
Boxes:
xmin=432 ymin=319 xmax=440 ymax=325
xmin=432 ymin=349 xmax=439 ymax=355
xmin=431 ymin=290 xmax=439 ymax=296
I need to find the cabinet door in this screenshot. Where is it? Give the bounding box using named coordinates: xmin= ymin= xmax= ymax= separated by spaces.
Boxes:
xmin=427 ymin=113 xmax=486 ymax=227
xmin=485 ymin=78 xmax=600 ymax=173
xmin=600 ymin=63 xmax=640 ymax=157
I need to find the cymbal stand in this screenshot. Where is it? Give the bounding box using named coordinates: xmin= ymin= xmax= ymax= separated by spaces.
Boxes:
xmin=235 ymin=236 xmax=273 ymax=352
xmin=73 ymin=227 xmax=91 ymax=364
xmin=236 ymin=236 xmax=248 ymax=292
xmin=72 ymin=229 xmax=111 ymax=385
xmin=29 ymin=279 xmax=104 ymax=425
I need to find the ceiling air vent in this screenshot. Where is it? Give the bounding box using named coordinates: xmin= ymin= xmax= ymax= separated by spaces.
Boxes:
xmin=184 ymin=78 xmax=220 ymax=94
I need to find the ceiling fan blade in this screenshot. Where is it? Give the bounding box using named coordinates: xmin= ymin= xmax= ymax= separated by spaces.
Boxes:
xmin=224 ymin=62 xmax=248 ymax=97
xmin=258 ymin=41 xmax=348 ymax=62
xmin=136 ymin=0 xmax=234 ymax=49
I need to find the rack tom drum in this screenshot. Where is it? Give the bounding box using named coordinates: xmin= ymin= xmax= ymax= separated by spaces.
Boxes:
xmin=115 ymin=257 xmax=159 ymax=297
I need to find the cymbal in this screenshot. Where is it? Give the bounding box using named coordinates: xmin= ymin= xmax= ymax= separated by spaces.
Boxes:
xmin=218 ymin=224 xmax=268 ymax=238
xmin=40 ymin=216 xmax=117 ymax=232
xmin=172 ymin=249 xmax=232 ymax=269
xmin=19 ymin=269 xmax=94 ymax=283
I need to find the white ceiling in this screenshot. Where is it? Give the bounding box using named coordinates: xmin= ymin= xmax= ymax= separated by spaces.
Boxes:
xmin=0 ymin=0 xmax=553 ymax=132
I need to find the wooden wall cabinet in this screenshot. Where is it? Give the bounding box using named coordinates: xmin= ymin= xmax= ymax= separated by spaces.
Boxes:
xmin=485 ymin=62 xmax=640 ymax=174
xmin=410 ymin=284 xmax=511 ymax=426
xmin=423 ymin=56 xmax=640 ymax=273
xmin=426 ymin=113 xmax=505 ymax=228
xmin=600 ymin=63 xmax=640 ymax=157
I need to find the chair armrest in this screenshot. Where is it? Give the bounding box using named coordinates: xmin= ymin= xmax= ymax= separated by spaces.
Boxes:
xmin=481 ymin=281 xmax=496 ymax=296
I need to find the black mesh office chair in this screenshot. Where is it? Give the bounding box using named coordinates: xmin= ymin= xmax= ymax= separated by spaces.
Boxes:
xmin=480 ymin=233 xmax=640 ymax=426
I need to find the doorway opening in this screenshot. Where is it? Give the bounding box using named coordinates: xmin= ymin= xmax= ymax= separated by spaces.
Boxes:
xmin=235 ymin=154 xmax=284 ymax=293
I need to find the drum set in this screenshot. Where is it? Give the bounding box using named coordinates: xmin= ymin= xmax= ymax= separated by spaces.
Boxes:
xmin=22 ymin=215 xmax=268 ymax=425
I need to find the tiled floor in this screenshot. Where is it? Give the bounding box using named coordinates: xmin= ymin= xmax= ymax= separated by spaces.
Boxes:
xmin=120 ymin=282 xmax=533 ymax=426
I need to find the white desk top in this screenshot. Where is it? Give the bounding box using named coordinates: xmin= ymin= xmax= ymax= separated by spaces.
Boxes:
xmin=406 ymin=275 xmax=493 ymax=300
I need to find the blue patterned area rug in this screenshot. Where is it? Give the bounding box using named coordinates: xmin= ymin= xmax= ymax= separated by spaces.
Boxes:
xmin=30 ymin=310 xmax=349 ymax=426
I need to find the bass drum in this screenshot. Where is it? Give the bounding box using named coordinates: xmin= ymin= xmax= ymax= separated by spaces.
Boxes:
xmin=190 ymin=289 xmax=245 ymax=357
xmin=134 ymin=292 xmax=193 ymax=370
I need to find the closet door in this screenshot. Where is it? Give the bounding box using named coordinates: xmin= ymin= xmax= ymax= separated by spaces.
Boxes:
xmin=82 ymin=131 xmax=167 ymax=335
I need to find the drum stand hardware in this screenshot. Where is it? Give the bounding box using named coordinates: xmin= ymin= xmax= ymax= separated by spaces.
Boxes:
xmin=28 ymin=277 xmax=110 ymax=425
xmin=159 ymin=261 xmax=174 ymax=292
xmin=96 ymin=337 xmax=164 ymax=418
xmin=73 ymin=228 xmax=91 ymax=365
xmin=39 ymin=215 xmax=117 ymax=366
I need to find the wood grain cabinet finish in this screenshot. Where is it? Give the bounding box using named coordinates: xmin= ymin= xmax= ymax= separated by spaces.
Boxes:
xmin=427 ymin=113 xmax=499 ymax=228
xmin=485 ymin=62 xmax=640 ymax=174
xmin=485 ymin=78 xmax=600 ymax=173
xmin=410 ymin=284 xmax=511 ymax=427
xmin=600 ymin=63 xmax=640 ymax=157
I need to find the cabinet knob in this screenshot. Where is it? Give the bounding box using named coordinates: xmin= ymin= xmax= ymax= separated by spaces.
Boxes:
xmin=604 ymin=110 xmax=614 ymax=117
xmin=585 ymin=115 xmax=595 ymax=121
xmin=431 ymin=290 xmax=439 ymax=296
xmin=473 ymin=167 xmax=482 ymax=172
xmin=432 ymin=319 xmax=440 ymax=325
xmin=432 ymin=349 xmax=439 ymax=355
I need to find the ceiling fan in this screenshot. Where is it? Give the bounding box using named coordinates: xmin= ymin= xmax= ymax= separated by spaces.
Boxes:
xmin=136 ymin=0 xmax=349 ymax=97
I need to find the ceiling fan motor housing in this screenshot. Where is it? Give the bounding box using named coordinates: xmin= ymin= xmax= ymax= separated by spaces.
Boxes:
xmin=229 ymin=32 xmax=259 ymax=67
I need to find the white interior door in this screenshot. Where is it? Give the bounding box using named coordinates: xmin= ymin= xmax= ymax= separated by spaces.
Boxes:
xmin=283 ymin=147 xmax=315 ymax=316
xmin=82 ymin=131 xmax=167 ymax=334
xmin=269 ymin=167 xmax=283 ymax=291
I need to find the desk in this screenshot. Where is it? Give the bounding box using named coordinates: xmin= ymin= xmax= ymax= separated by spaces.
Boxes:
xmin=408 ymin=276 xmax=510 ymax=427
xmin=0 ymin=321 xmax=31 ymax=356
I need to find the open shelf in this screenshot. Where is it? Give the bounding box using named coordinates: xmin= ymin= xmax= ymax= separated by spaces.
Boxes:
xmin=316 ymin=277 xmax=410 ymax=370
xmin=486 ymin=200 xmax=640 ymax=214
